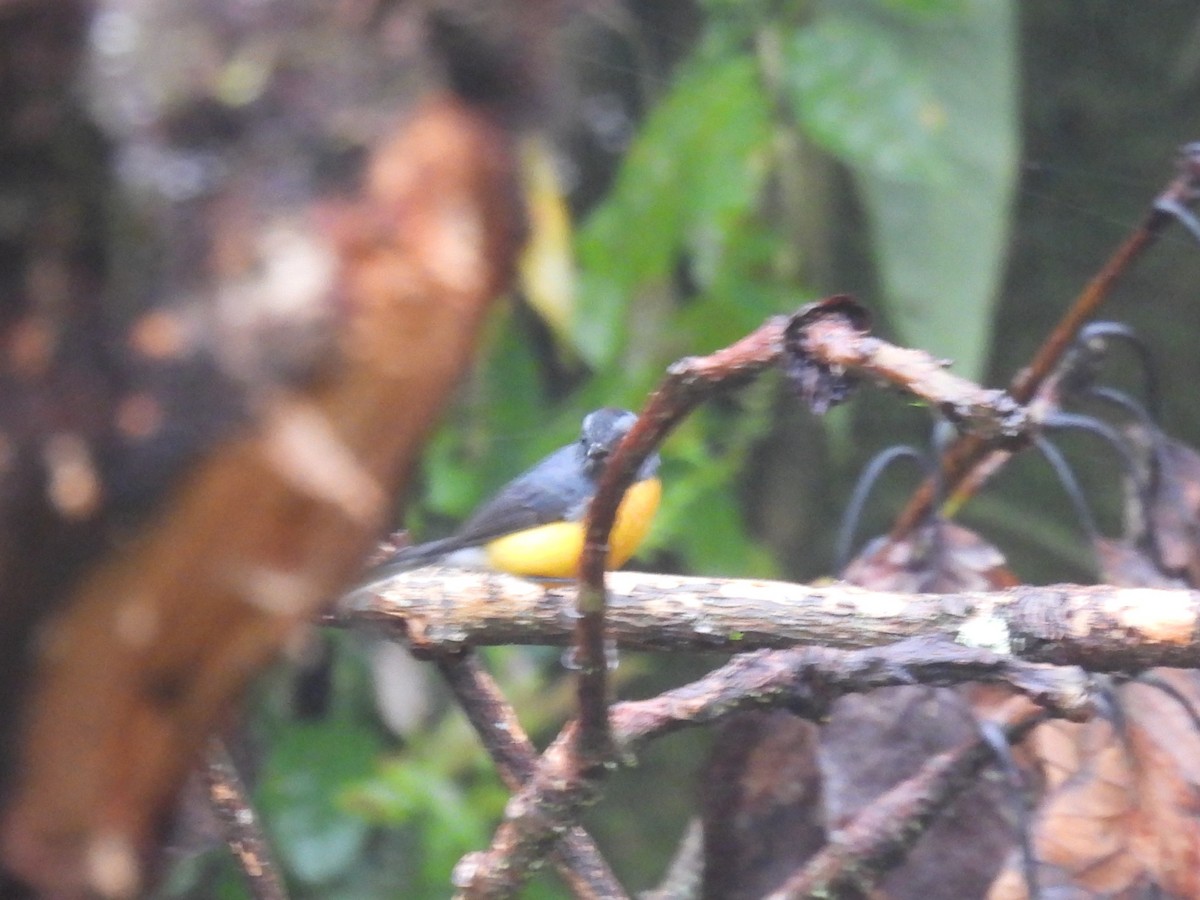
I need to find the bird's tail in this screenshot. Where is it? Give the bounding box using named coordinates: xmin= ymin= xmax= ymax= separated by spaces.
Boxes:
xmin=339 ymin=536 xmax=463 ymax=610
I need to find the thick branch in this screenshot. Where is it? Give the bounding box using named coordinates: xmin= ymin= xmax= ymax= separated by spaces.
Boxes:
xmin=351 ymin=568 xmax=1200 ymax=670
xmin=1 ymin=94 xmax=527 ymax=895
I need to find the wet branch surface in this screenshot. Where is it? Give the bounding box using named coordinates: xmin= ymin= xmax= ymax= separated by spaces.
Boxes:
xmin=352 ymin=568 xmax=1200 ymax=671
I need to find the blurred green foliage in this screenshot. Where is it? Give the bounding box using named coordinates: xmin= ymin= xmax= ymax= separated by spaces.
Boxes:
xmin=168 ymin=0 xmax=1035 ymax=896
xmin=419 ymin=0 xmax=1016 ymax=581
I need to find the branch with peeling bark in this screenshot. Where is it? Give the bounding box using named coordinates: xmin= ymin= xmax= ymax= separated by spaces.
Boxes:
xmin=347 ymin=566 xmax=1124 ymax=899
xmin=350 ymin=568 xmax=1200 ymax=671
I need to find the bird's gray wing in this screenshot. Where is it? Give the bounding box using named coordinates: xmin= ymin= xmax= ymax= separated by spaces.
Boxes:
xmin=349 ymin=444 xmax=593 ymax=594
xmin=449 ymin=444 xmax=594 ymax=546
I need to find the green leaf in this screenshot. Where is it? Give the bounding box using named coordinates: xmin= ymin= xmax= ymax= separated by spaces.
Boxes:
xmin=678 ymin=219 xmax=809 ymax=351
xmin=423 ymin=424 xmax=487 ymax=521
xmin=787 ymin=1 xmax=1019 ymax=379
xmin=258 ymin=721 xmax=384 ymax=885
xmin=854 ymin=0 xmax=1018 ymax=379
xmin=785 ymin=16 xmax=951 ymax=182
xmin=575 ymin=53 xmax=773 ymax=367
xmin=651 ymin=409 xmax=778 ymax=579
xmin=875 ymin=0 xmax=967 ymax=17
xmin=346 ymin=761 xmax=496 ymax=886
xmin=668 ymin=475 xmax=775 ymax=577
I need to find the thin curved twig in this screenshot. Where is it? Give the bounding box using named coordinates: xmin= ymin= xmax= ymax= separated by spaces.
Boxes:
xmin=890 ymin=142 xmax=1200 ymax=540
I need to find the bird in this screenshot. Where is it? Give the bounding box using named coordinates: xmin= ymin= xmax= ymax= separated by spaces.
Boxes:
xmin=351 ymin=407 xmax=661 ymax=595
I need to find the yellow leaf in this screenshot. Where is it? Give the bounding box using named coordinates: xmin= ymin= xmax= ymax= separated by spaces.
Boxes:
xmin=517 ymin=137 xmax=576 ymax=342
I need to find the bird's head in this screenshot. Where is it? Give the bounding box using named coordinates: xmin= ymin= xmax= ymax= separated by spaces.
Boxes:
xmin=579 ymin=407 xmax=659 ymax=480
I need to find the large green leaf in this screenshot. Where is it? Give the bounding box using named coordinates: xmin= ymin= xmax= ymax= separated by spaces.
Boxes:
xmin=259 ymin=721 xmax=384 ymax=885
xmin=345 ymin=762 xmax=496 ymax=886
xmin=787 ymin=16 xmax=952 ymax=182
xmin=574 ymin=54 xmax=773 ymax=367
xmin=786 ymin=0 xmax=1018 ymax=378
xmin=422 ymin=312 xmax=547 ymax=523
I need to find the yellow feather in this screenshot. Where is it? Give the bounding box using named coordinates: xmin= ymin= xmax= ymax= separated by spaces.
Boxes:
xmin=485 ymin=477 xmax=662 ymax=577
xmin=517 ymin=137 xmax=575 ymax=342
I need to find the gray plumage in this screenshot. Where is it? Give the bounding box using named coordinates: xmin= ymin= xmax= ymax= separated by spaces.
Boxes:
xmin=344 ymin=408 xmax=658 ymax=604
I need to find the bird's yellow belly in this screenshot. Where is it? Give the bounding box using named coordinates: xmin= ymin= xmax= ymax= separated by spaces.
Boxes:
xmin=485 ymin=477 xmax=662 ymax=578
